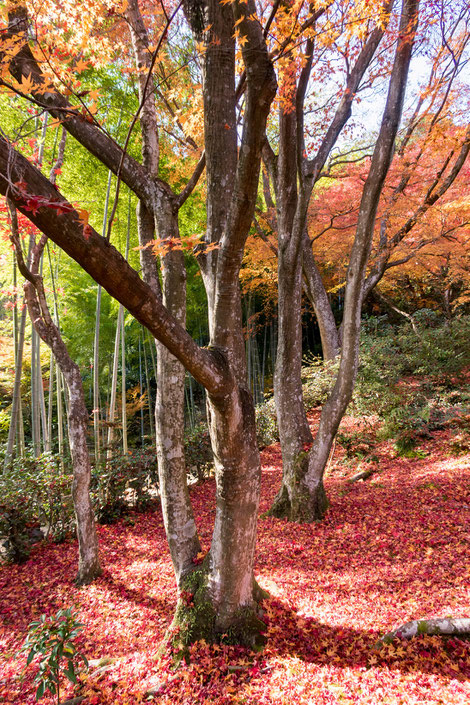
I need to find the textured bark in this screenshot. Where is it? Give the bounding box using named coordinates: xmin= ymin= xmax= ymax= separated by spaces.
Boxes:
xmin=0 ymin=137 xmax=227 ymax=394
xmin=184 ymin=0 xmax=277 ymax=633
xmin=127 ymin=0 xmax=201 ymax=586
xmin=154 ymin=203 xmax=201 ymax=585
xmin=301 ymin=0 xmax=420 ymax=522
xmin=11 ymin=235 xmax=101 ymax=585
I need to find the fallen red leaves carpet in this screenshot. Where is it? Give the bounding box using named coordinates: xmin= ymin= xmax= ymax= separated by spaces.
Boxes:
xmin=1 ymin=422 xmax=469 ymax=704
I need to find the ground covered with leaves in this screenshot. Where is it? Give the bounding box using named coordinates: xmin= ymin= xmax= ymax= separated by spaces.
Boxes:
xmin=1 ymin=419 xmax=469 ymax=705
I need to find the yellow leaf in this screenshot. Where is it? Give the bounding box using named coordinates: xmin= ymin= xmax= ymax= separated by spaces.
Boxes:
xmin=18 ymin=73 xmax=35 ymax=94
xmin=74 ymin=59 xmax=90 ymax=73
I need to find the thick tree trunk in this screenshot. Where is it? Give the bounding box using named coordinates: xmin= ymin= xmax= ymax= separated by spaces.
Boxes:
xmin=5 ymin=0 xmax=276 ymax=650
xmin=269 ymin=102 xmax=313 ymax=519
xmin=207 ymin=380 xmax=263 ymax=633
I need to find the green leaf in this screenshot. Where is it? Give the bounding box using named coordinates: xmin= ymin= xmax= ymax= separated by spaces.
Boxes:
xmin=64 ymin=665 xmax=77 ymax=684
xmin=35 ymin=681 xmax=45 ymax=700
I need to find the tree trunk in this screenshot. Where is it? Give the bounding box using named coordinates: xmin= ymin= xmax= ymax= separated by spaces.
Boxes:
xmin=153 ymin=201 xmax=202 ymax=586
xmin=270 ymin=235 xmax=313 ymax=519
xmin=265 ymin=15 xmax=389 ymax=519
xmin=4 ymin=233 xmax=29 ymax=468
xmin=127 ymin=0 xmax=201 ymax=585
xmin=297 ymin=0 xmax=419 ymax=522
xmin=9 ymin=225 xmax=101 ymax=585
xmin=65 ymin=360 xmax=102 ymax=585
xmin=302 ymin=231 xmax=340 ymax=360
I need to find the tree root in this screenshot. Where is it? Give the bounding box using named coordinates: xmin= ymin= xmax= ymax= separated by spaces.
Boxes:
xmin=348 ymin=467 xmax=377 ymax=482
xmin=379 ymin=617 xmax=470 ymax=644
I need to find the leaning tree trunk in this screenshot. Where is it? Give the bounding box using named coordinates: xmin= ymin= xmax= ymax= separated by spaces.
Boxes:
xmin=8 ymin=205 xmax=101 ymax=584
xmin=24 ymin=286 xmax=101 ymax=585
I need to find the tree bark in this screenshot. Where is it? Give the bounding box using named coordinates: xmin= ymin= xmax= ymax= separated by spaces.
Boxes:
xmin=127 ymin=0 xmax=201 ymax=586
xmin=176 ymin=0 xmax=276 ymax=643
xmin=302 ymin=231 xmax=341 ymax=360
xmin=300 ymin=0 xmax=420 ymax=521
xmin=267 ymin=13 xmax=388 ymax=520
xmin=9 ymin=226 xmax=101 ymax=585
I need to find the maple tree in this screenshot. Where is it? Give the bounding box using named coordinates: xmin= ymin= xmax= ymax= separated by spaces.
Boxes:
xmin=1 ymin=0 xmax=469 ymax=660
xmin=306 ymin=117 xmax=470 ymax=314
xmin=0 ymin=0 xmax=276 ymax=648
xmin=251 ymin=0 xmax=470 ymax=522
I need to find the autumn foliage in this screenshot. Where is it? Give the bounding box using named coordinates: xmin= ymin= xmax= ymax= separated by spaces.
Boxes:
xmin=1 ymin=415 xmax=469 ymax=704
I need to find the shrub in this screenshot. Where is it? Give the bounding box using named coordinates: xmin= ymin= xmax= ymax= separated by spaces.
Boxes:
xmin=255 ymin=397 xmax=279 ymax=448
xmin=92 ymin=448 xmax=159 ymax=523
xmin=336 ymin=429 xmax=376 ymax=461
xmin=302 ymin=355 xmax=339 ymax=410
xmin=18 ymin=607 xmax=87 ymax=704
xmin=0 ymin=452 xmax=74 ymax=562
xmin=184 ymin=423 xmax=214 ymax=483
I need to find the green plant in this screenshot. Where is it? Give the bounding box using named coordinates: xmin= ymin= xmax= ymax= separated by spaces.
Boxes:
xmin=255 ymin=397 xmax=279 ymax=448
xmin=0 ymin=452 xmax=74 ymax=562
xmin=18 ymin=607 xmax=88 ymax=704
xmin=302 ymin=355 xmax=339 ymax=410
xmin=184 ymin=423 xmax=214 ymax=483
xmin=92 ymin=448 xmax=159 ymax=523
xmin=336 ymin=429 xmax=376 ymax=461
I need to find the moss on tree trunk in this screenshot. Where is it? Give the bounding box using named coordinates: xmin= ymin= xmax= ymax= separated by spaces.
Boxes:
xmin=164 ymin=563 xmax=268 ymax=663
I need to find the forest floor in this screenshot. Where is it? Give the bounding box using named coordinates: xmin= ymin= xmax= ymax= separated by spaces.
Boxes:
xmin=1 ymin=415 xmax=469 ymax=705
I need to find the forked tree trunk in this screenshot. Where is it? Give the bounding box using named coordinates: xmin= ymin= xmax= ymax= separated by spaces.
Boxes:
xmin=296 ymin=0 xmax=419 ymax=522
xmin=170 ymin=0 xmax=276 ymax=648
xmin=3 ymin=0 xmax=275 ymax=650
xmin=264 ymin=15 xmax=389 ymax=520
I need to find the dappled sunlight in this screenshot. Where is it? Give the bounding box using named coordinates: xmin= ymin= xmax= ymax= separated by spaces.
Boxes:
xmin=1 ymin=424 xmax=469 ymax=703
